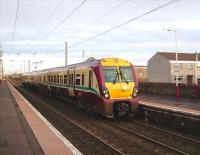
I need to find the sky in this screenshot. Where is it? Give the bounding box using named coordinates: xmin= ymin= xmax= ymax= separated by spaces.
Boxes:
xmin=0 ymin=0 xmax=200 ymax=74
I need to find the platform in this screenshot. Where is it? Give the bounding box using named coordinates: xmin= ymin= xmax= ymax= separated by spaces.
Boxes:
xmin=139 ymin=93 xmax=200 ymax=117
xmin=0 ymin=82 xmax=81 ymax=155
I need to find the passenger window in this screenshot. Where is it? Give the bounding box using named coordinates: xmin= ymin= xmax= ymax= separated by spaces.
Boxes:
xmin=89 ymin=70 xmax=92 ymax=88
xmin=64 ymin=75 xmax=67 ymax=84
xmin=60 ymin=75 xmax=63 ymax=83
xmin=54 ymin=75 xmax=56 ymax=83
xmin=82 ymin=74 xmax=84 ymax=85
xmin=57 ymin=75 xmax=59 ymax=83
xmin=75 ymin=74 xmax=81 ymax=85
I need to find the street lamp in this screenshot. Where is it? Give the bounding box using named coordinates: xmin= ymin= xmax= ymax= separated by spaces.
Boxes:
xmin=163 ymin=27 xmax=179 ymax=100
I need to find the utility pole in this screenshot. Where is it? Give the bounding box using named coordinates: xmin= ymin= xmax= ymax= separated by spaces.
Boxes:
xmin=82 ymin=50 xmax=85 ymax=61
xmin=28 ymin=60 xmax=30 ymax=73
xmin=65 ymin=42 xmax=67 ymax=66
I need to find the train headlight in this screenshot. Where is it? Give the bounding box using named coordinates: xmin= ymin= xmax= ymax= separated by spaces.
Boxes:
xmin=133 ymin=86 xmax=139 ymax=97
xmin=101 ymin=86 xmax=110 ymax=99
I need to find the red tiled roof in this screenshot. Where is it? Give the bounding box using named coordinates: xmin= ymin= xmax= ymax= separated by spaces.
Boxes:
xmin=158 ymin=52 xmax=200 ymax=61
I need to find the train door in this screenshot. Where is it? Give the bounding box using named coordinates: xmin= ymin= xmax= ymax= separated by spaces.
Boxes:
xmin=68 ymin=69 xmax=75 ymax=96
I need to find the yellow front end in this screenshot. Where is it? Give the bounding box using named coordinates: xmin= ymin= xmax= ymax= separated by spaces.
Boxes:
xmin=101 ymin=58 xmax=138 ymax=117
xmin=105 ymin=82 xmax=134 ymax=99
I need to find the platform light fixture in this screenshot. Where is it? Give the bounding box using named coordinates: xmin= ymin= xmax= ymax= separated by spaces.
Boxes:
xmin=163 ymin=27 xmax=179 ymax=100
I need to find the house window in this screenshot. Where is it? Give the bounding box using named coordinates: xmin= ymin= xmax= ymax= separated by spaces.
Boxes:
xmin=197 ymin=63 xmax=200 ymax=69
xmin=174 ymin=76 xmax=184 ymax=82
xmin=187 ymin=63 xmax=193 ymax=70
xmin=57 ymin=75 xmax=59 ymax=83
xmin=179 ymin=63 xmax=183 ymax=70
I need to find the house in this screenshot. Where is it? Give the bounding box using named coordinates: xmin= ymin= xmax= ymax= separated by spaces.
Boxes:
xmin=134 ymin=66 xmax=147 ymax=82
xmin=147 ymin=52 xmax=200 ymax=84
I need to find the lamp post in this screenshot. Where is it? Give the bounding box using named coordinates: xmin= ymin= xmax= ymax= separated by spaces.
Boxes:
xmin=164 ymin=27 xmax=179 ymax=100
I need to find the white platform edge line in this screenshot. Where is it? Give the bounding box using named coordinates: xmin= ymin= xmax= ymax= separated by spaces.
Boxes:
xmin=140 ymin=101 xmax=200 ymax=116
xmin=8 ymin=83 xmax=82 ymax=155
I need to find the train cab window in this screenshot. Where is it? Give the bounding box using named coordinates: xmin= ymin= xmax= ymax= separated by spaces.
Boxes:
xmin=57 ymin=75 xmax=59 ymax=83
xmin=119 ymin=66 xmax=134 ymax=82
xmin=64 ymin=75 xmax=67 ymax=84
xmin=81 ymin=74 xmax=84 ymax=85
xmin=60 ymin=75 xmax=63 ymax=84
xmin=103 ymin=67 xmax=119 ymax=83
xmin=75 ymin=74 xmax=80 ymax=85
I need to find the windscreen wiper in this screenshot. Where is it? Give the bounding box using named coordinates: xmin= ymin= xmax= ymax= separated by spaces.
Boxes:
xmin=120 ymin=71 xmax=129 ymax=84
xmin=113 ymin=73 xmax=118 ymax=84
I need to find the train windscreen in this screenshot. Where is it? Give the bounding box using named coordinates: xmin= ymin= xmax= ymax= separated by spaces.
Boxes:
xmin=103 ymin=66 xmax=134 ymax=83
xmin=103 ymin=67 xmax=119 ymax=83
xmin=119 ymin=66 xmax=134 ymax=82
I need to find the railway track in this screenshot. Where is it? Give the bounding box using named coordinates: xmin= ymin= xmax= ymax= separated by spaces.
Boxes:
xmin=130 ymin=119 xmax=200 ymax=144
xmin=105 ymin=120 xmax=191 ymax=155
xmin=10 ymin=82 xmax=125 ymax=155
xmin=10 ymin=81 xmax=200 ymax=155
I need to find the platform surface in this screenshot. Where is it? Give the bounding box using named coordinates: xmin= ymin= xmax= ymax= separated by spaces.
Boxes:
xmin=1 ymin=82 xmax=81 ymax=155
xmin=140 ymin=93 xmax=200 ymax=116
xmin=0 ymin=83 xmax=44 ymax=155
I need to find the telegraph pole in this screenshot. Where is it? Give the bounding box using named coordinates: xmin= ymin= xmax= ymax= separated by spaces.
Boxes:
xmin=82 ymin=50 xmax=85 ymax=61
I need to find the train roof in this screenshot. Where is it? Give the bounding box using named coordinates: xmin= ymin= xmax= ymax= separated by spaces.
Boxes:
xmin=22 ymin=57 xmax=100 ymax=76
xmin=22 ymin=57 xmax=133 ymax=76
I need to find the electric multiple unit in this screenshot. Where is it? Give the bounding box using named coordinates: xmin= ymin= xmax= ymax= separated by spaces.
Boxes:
xmin=22 ymin=57 xmax=139 ymax=118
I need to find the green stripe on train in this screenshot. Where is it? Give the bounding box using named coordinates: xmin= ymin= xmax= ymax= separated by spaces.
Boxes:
xmin=38 ymin=82 xmax=100 ymax=97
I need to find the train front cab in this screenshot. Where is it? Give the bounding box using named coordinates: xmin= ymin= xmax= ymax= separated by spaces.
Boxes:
xmin=100 ymin=58 xmax=139 ymax=118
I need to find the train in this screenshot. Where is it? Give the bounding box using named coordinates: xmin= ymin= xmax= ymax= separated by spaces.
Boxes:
xmin=22 ymin=57 xmax=139 ymax=118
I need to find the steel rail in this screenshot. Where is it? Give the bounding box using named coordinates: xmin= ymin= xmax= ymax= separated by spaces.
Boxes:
xmin=130 ymin=119 xmax=200 ymax=144
xmin=106 ymin=121 xmax=189 ymax=155
xmin=11 ymin=82 xmax=125 ymax=155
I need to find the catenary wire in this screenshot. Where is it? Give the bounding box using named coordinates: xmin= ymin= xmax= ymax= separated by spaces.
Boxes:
xmin=34 ymin=0 xmax=88 ymax=50
xmin=68 ymin=0 xmax=180 ymax=48
xmin=11 ymin=0 xmax=20 ymax=48
xmin=64 ymin=0 xmax=131 ymax=40
xmin=30 ymin=0 xmax=65 ymax=42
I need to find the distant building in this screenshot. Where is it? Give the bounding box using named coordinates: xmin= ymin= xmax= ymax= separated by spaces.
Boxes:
xmin=147 ymin=52 xmax=200 ymax=84
xmin=135 ymin=66 xmax=147 ymax=82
